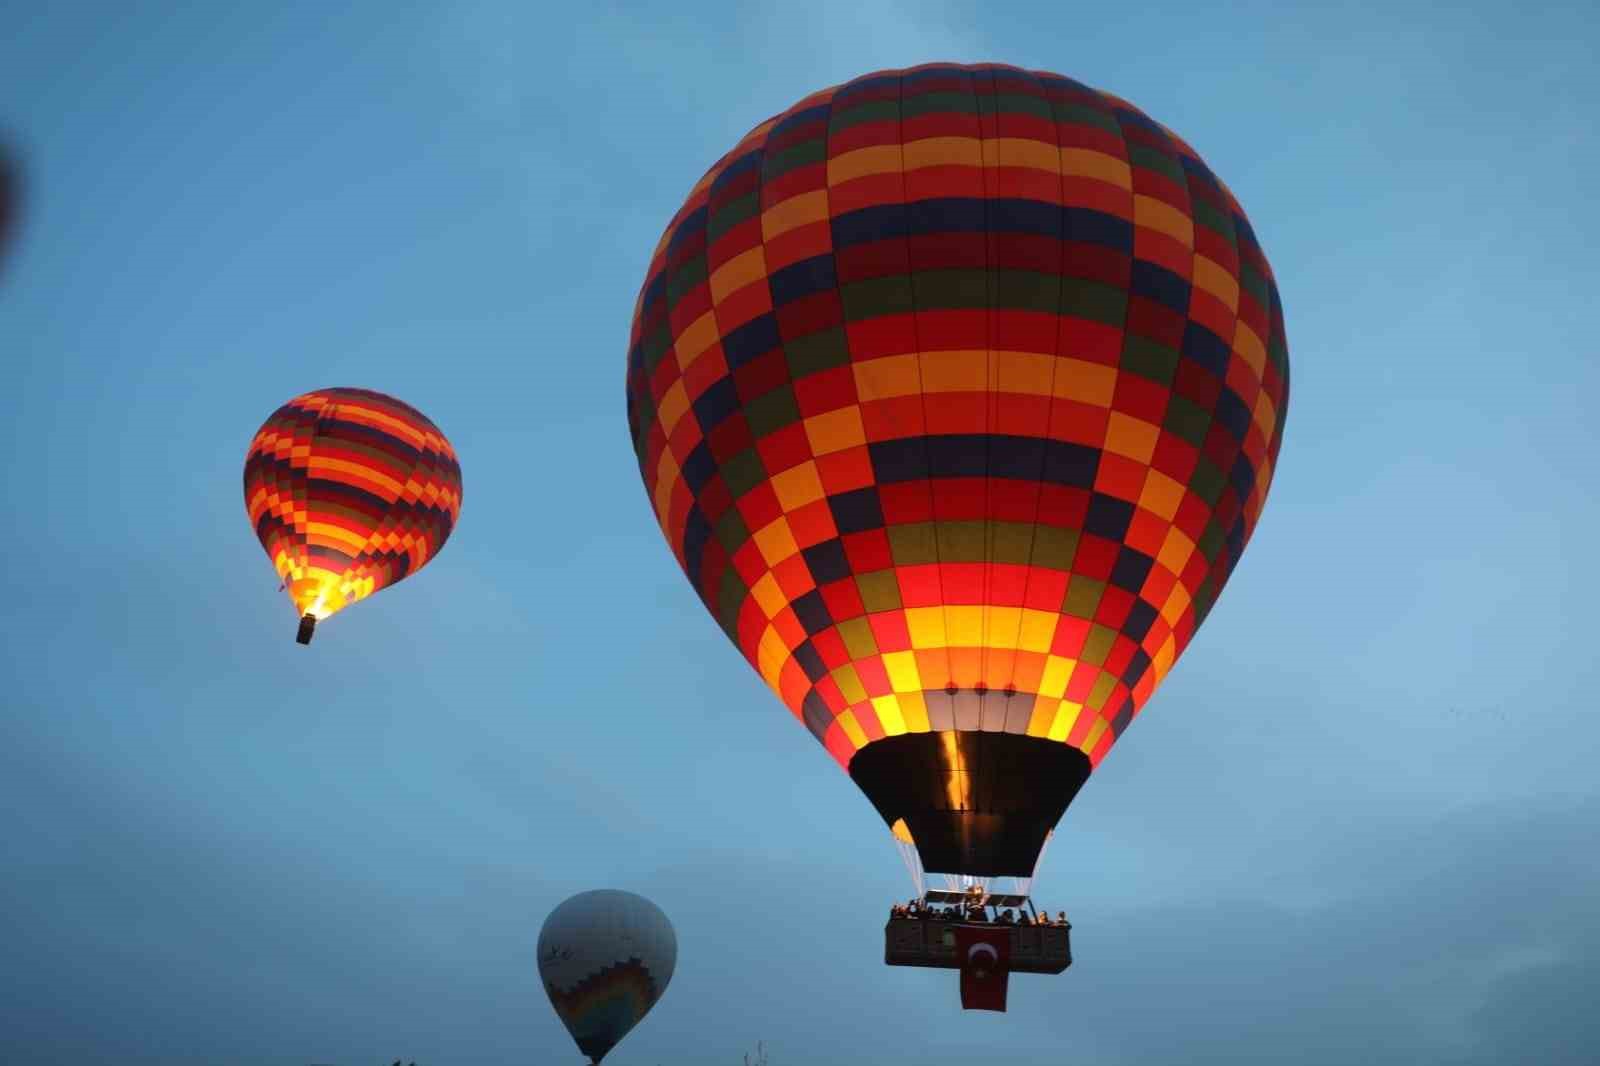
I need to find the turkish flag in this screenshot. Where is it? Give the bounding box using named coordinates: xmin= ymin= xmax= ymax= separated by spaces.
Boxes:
xmin=956 ymin=926 xmax=1011 ymax=1012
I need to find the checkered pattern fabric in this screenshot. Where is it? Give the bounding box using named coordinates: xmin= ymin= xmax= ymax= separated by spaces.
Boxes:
xmin=244 ymin=387 xmax=462 ymax=625
xmin=626 ymin=64 xmax=1288 ymax=774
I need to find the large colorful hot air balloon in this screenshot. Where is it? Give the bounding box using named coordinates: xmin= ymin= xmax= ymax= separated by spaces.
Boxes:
xmin=538 ymin=890 xmax=677 ymax=1064
xmin=625 ymin=64 xmax=1289 ymax=894
xmin=243 ymin=387 xmax=462 ymax=644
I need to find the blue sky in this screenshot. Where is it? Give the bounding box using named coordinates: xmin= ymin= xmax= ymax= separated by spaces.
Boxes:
xmin=2 ymin=1 xmax=1598 ymax=1063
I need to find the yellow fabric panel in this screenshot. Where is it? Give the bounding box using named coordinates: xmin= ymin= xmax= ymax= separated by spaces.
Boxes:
xmin=804 ymin=405 xmax=867 ymax=456
xmin=1151 ymin=633 xmax=1177 ymax=684
xmin=761 ymin=189 xmax=829 ymax=241
xmin=898 ymin=690 xmax=931 ymax=733
xmin=1234 ymin=320 xmax=1268 ymax=379
xmin=1024 ymin=694 xmax=1058 ymax=737
xmin=655 ymin=379 xmax=689 ymax=436
xmin=984 ymin=605 xmax=1024 ymax=650
xmin=749 ymin=571 xmax=787 ymax=620
xmin=1059 ymin=148 xmax=1132 ymax=190
xmin=872 ymin=695 xmax=909 ymax=737
xmin=1253 ymin=390 xmax=1279 ymax=441
xmin=710 ymin=245 xmax=768 ymax=304
xmin=827 ymin=144 xmax=903 ymax=186
xmin=757 ymin=624 xmax=788 ymax=692
xmin=902 ymin=136 xmax=983 ymax=170
xmin=920 ymin=350 xmax=989 ymax=393
xmin=995 ymin=350 xmax=1056 ymax=396
xmin=1052 ymin=358 xmax=1116 ymax=405
xmin=674 ymin=310 xmax=720 ymax=368
xmin=1017 ymin=608 xmax=1059 ymax=654
xmin=853 ymin=353 xmax=921 ymax=400
xmin=1156 ymin=526 xmax=1196 ymax=576
xmin=305 ymin=522 xmax=367 ymax=555
xmin=1038 ymin=654 xmax=1075 ymax=699
xmin=904 ymin=607 xmax=948 ymax=649
xmin=1191 ymin=254 xmax=1240 ymax=312
xmin=1138 ymin=468 xmax=1186 ymax=521
xmin=1104 ymin=411 xmax=1159 ymax=464
xmin=837 ymin=709 xmax=870 ymax=749
xmin=752 ymin=516 xmax=800 ymax=566
xmin=306 ymin=457 xmax=403 ymax=496
xmin=944 ymin=605 xmax=985 ymax=647
xmin=882 ymin=650 xmax=923 ymax=693
xmin=771 ymin=460 xmax=825 ymax=511
xmin=1134 ymin=194 xmax=1195 ymax=248
xmin=1048 ymin=701 xmax=1086 ymax=742
xmin=1160 ymin=582 xmax=1192 ymax=627
xmin=986 ymin=137 xmax=1061 ymax=173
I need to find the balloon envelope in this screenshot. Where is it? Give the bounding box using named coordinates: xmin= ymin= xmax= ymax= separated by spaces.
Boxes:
xmin=538 ymin=890 xmax=677 ymax=1064
xmin=624 ymin=64 xmax=1289 ymax=878
xmin=243 ymin=387 xmax=462 ymax=635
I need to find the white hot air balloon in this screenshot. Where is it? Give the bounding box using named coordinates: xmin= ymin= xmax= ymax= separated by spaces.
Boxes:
xmin=537 ymin=889 xmax=677 ymax=1064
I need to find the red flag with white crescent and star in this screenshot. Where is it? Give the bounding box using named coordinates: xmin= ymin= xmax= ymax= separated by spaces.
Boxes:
xmin=956 ymin=926 xmax=1011 ymax=1012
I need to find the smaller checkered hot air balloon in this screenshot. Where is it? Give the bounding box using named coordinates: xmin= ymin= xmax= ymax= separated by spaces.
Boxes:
xmin=242 ymin=387 xmax=462 ymax=644
xmin=538 ymin=890 xmax=677 ymax=1065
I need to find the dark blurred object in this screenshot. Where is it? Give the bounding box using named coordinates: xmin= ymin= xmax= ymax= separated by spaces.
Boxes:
xmin=0 ymin=138 xmax=19 ymax=276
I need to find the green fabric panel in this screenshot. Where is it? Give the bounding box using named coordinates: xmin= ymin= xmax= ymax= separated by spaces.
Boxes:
xmin=1163 ymin=393 xmax=1212 ymax=448
xmin=993 ymin=270 xmax=1061 ymax=314
xmin=888 ymin=522 xmax=939 ymax=566
xmin=707 ymin=191 xmax=759 ymax=243
xmin=720 ymin=448 xmax=767 ymax=499
xmin=1196 ymin=517 xmax=1226 ymax=562
xmin=1062 ymin=575 xmax=1105 ymax=619
xmin=1126 ymin=143 xmax=1185 ymax=186
xmin=716 ymin=568 xmax=748 ymax=638
xmin=1120 ymin=334 xmax=1181 ymax=385
xmin=714 ymin=507 xmax=751 ymax=554
xmin=837 ymin=616 xmax=879 ymax=659
xmin=1191 ymin=198 xmax=1237 ymax=247
xmin=989 ymin=521 xmax=1037 ymax=566
xmin=1050 ymin=103 xmax=1121 ymax=137
xmin=1059 ymin=278 xmax=1127 ymax=328
xmin=665 ymin=257 xmax=707 ymax=309
xmin=912 ymin=269 xmax=992 ymax=311
xmin=1029 ymin=525 xmax=1080 ymax=571
xmin=743 ymin=386 xmax=800 ymax=438
xmin=856 ymin=569 xmax=903 ymax=613
xmin=785 ymin=327 xmax=852 ymax=378
xmin=935 ymin=520 xmax=988 ymax=562
xmin=842 ymin=275 xmax=917 ymax=322
xmin=1080 ymin=623 xmax=1117 ymax=667
xmin=640 ymin=326 xmax=673 ymax=374
xmin=1087 ymin=672 xmax=1118 ymax=711
xmin=829 ymin=98 xmax=900 ymax=134
xmin=1189 ymin=456 xmax=1226 ymax=507
xmin=764 ymin=138 xmax=827 ymax=179
xmin=900 ymin=91 xmax=979 ymax=120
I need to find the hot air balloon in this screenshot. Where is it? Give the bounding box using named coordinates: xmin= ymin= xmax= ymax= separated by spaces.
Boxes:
xmin=243 ymin=387 xmax=462 ymax=644
xmin=624 ymin=62 xmax=1289 ymax=1003
xmin=538 ymin=890 xmax=677 ymax=1064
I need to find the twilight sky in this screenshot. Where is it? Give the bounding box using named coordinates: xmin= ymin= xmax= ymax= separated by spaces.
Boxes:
xmin=2 ymin=1 xmax=1598 ymax=1063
